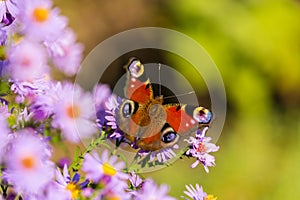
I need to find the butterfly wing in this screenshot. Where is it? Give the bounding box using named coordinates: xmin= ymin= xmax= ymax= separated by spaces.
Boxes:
xmin=124 ymin=78 xmax=153 ymax=104
xmin=123 ymin=58 xmax=153 ymax=103
xmin=118 ymin=58 xmax=162 ymax=148
xmin=164 ymin=104 xmax=197 ymax=134
xmin=164 ymin=104 xmax=212 ymax=135
xmin=118 ymin=58 xmax=213 ymax=151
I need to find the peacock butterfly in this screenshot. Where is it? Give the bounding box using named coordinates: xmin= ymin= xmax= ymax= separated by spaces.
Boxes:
xmin=117 ymin=58 xmax=212 ymax=151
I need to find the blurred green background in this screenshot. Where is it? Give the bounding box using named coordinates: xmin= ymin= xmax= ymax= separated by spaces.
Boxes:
xmin=54 ymin=0 xmax=300 ymax=199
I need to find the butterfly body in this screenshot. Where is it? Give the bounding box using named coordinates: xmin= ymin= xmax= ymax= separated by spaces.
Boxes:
xmin=117 ymin=58 xmax=212 ymax=151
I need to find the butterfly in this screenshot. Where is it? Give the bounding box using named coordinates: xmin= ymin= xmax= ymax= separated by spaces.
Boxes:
xmin=117 ymin=58 xmax=212 ymax=151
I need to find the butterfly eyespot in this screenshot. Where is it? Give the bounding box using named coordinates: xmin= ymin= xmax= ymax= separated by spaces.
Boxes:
xmin=161 ymin=131 xmax=177 ymax=143
xmin=128 ymin=59 xmax=144 ymax=78
xmin=193 ymin=107 xmax=212 ymax=124
xmin=121 ymin=100 xmax=136 ymax=118
xmin=161 ymin=126 xmax=178 ymax=144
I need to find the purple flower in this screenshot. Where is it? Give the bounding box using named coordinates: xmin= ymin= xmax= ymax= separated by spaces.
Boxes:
xmin=93 ymin=84 xmax=111 ymax=127
xmin=136 ymin=144 xmax=178 ymax=165
xmin=0 ymin=115 xmax=10 ymax=162
xmin=182 ymin=184 xmax=217 ymax=200
xmin=29 ymin=81 xmax=61 ymax=120
xmin=105 ymin=95 xmax=124 ymax=137
xmin=7 ymin=39 xmax=49 ymax=82
xmin=81 ymin=150 xmax=128 ymax=185
xmin=3 ymin=129 xmax=54 ymax=195
xmin=52 ymin=82 xmax=97 ymax=143
xmin=0 ymin=29 xmax=7 ymax=45
xmin=0 ymin=0 xmax=18 ymax=27
xmin=0 ymin=60 xmax=8 ymax=78
xmin=93 ymin=83 xmax=111 ymax=112
xmin=185 ymin=127 xmax=219 ymax=173
xmin=134 ymin=179 xmax=176 ymax=200
xmin=57 ymin=157 xmax=71 ymax=169
xmin=12 ymin=107 xmax=33 ymax=129
xmin=182 ymin=184 xmax=207 ymax=200
xmin=0 ymin=102 xmax=10 ymax=117
xmin=129 ymin=171 xmax=143 ymax=189
xmin=43 ymin=183 xmax=71 ymax=200
xmin=98 ymin=178 xmax=132 ymax=200
xmin=149 ymin=145 xmax=178 ymax=163
xmin=17 ymin=0 xmax=67 ymax=42
xmin=127 ymin=172 xmax=144 ymax=197
xmin=96 ymin=93 xmax=124 ymax=139
xmin=81 ymin=187 xmax=94 ymax=198
xmin=10 ymin=77 xmax=50 ymax=103
xmin=45 ymin=28 xmax=84 ymax=76
xmin=55 ymin=164 xmax=89 ymax=199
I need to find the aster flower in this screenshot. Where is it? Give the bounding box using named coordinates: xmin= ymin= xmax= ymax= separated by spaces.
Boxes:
xmin=55 ymin=164 xmax=89 ymax=199
xmin=93 ymin=83 xmax=111 ymax=112
xmin=57 ymin=157 xmax=71 ymax=169
xmin=134 ymin=144 xmax=178 ymax=168
xmin=94 ymin=84 xmax=111 ymax=129
xmin=3 ymin=129 xmax=54 ymax=195
xmin=17 ymin=0 xmax=67 ymax=42
xmin=81 ymin=150 xmax=128 ymax=185
xmin=0 ymin=102 xmax=10 ymax=117
xmin=97 ymin=95 xmax=119 ymax=129
xmin=182 ymin=184 xmax=206 ymax=200
xmin=0 ymin=60 xmax=8 ymax=77
xmin=29 ymin=81 xmax=61 ymax=121
xmin=182 ymin=184 xmax=217 ymax=200
xmin=81 ymin=187 xmax=94 ymax=198
xmin=185 ymin=127 xmax=219 ymax=173
xmin=0 ymin=28 xmax=6 ymax=44
xmin=149 ymin=145 xmax=178 ymax=163
xmin=45 ymin=28 xmax=84 ymax=76
xmin=0 ymin=115 xmax=10 ymax=161
xmin=52 ymin=82 xmax=97 ymax=143
xmin=98 ymin=179 xmax=132 ymax=200
xmin=10 ymin=76 xmax=50 ymax=103
xmin=12 ymin=107 xmax=33 ymax=129
xmin=7 ymin=39 xmax=49 ymax=82
xmin=134 ymin=179 xmax=176 ymax=200
xmin=0 ymin=0 xmax=18 ymax=27
xmin=44 ymin=183 xmax=71 ymax=200
xmin=97 ymin=94 xmax=124 ymax=139
xmin=127 ymin=171 xmax=144 ymax=198
xmin=129 ymin=171 xmax=143 ymax=189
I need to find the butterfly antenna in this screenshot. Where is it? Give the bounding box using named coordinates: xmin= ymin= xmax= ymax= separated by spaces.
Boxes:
xmin=163 ymin=91 xmax=195 ymax=100
xmin=158 ymin=63 xmax=161 ymax=96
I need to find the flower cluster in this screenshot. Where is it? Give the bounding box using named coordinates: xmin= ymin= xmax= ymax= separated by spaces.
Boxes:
xmin=0 ymin=0 xmax=220 ymax=199
xmin=185 ymin=127 xmax=220 ymax=173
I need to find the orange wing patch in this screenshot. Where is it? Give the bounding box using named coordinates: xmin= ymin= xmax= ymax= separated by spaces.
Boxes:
xmin=126 ymin=77 xmax=153 ymax=104
xmin=165 ymin=105 xmax=197 ymax=134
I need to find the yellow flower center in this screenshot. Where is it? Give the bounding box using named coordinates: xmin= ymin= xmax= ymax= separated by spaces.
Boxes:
xmin=66 ymin=183 xmax=80 ymax=199
xmin=21 ymin=156 xmax=36 ymax=170
xmin=104 ymin=196 xmax=120 ymax=200
xmin=66 ymin=104 xmax=81 ymax=119
xmin=205 ymin=195 xmax=217 ymax=200
xmin=102 ymin=163 xmax=117 ymax=176
xmin=33 ymin=8 xmax=49 ymax=22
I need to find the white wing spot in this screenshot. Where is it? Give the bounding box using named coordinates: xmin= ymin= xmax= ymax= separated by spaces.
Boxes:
xmin=190 ymin=119 xmax=196 ymax=125
xmin=131 ymin=78 xmax=136 ymax=82
xmin=185 ymin=123 xmax=189 ymax=127
xmin=131 ymin=84 xmax=135 ymax=88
